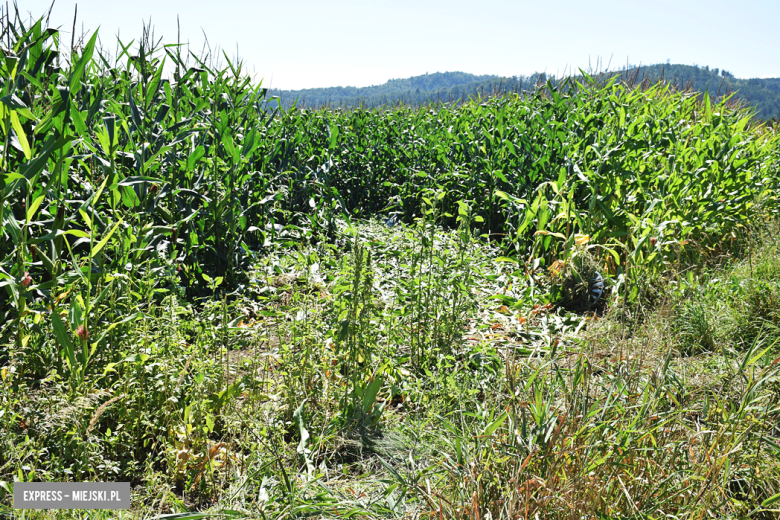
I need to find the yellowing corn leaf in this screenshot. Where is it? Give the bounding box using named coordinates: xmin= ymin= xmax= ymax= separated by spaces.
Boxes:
xmin=549 ymin=259 xmax=567 ymax=275
xmin=575 ymin=234 xmax=590 ymax=245
xmin=207 ymin=442 xmax=226 ymax=463
xmin=534 ymin=230 xmax=566 ymax=239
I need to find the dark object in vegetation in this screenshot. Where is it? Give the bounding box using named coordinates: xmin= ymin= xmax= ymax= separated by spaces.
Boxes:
xmin=589 ymin=271 xmax=604 ymax=305
xmin=384 ymin=214 xmax=401 ymax=228
xmin=556 ymin=255 xmax=607 ymax=313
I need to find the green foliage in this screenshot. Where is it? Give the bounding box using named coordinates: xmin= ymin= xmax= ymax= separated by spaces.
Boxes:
xmin=632 ymin=63 xmax=780 ymax=120
xmin=675 ymin=298 xmax=718 ymax=355
xmin=2 ymin=17 xmax=779 ymax=359
xmin=1 ymin=11 xmax=780 ymax=520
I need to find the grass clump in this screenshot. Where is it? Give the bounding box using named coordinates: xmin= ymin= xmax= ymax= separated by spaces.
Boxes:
xmin=675 ymin=298 xmax=719 ymax=355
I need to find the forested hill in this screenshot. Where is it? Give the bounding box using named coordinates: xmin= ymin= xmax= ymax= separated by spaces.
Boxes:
xmin=269 ymin=71 xmax=532 ymax=109
xmin=270 ymin=65 xmax=780 ymax=120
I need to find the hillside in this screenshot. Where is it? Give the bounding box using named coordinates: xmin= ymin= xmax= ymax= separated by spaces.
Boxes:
xmin=272 ymin=65 xmax=780 ymax=119
xmin=270 ymin=71 xmax=534 ymax=108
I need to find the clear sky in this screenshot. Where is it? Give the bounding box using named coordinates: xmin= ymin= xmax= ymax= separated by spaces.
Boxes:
xmin=20 ymin=0 xmax=780 ymax=90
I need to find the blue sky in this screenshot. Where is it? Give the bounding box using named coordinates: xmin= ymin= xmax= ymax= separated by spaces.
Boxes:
xmin=21 ymin=0 xmax=780 ymax=90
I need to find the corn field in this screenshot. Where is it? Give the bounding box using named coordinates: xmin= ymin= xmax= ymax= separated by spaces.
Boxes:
xmin=2 ymin=12 xmax=780 ymax=520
